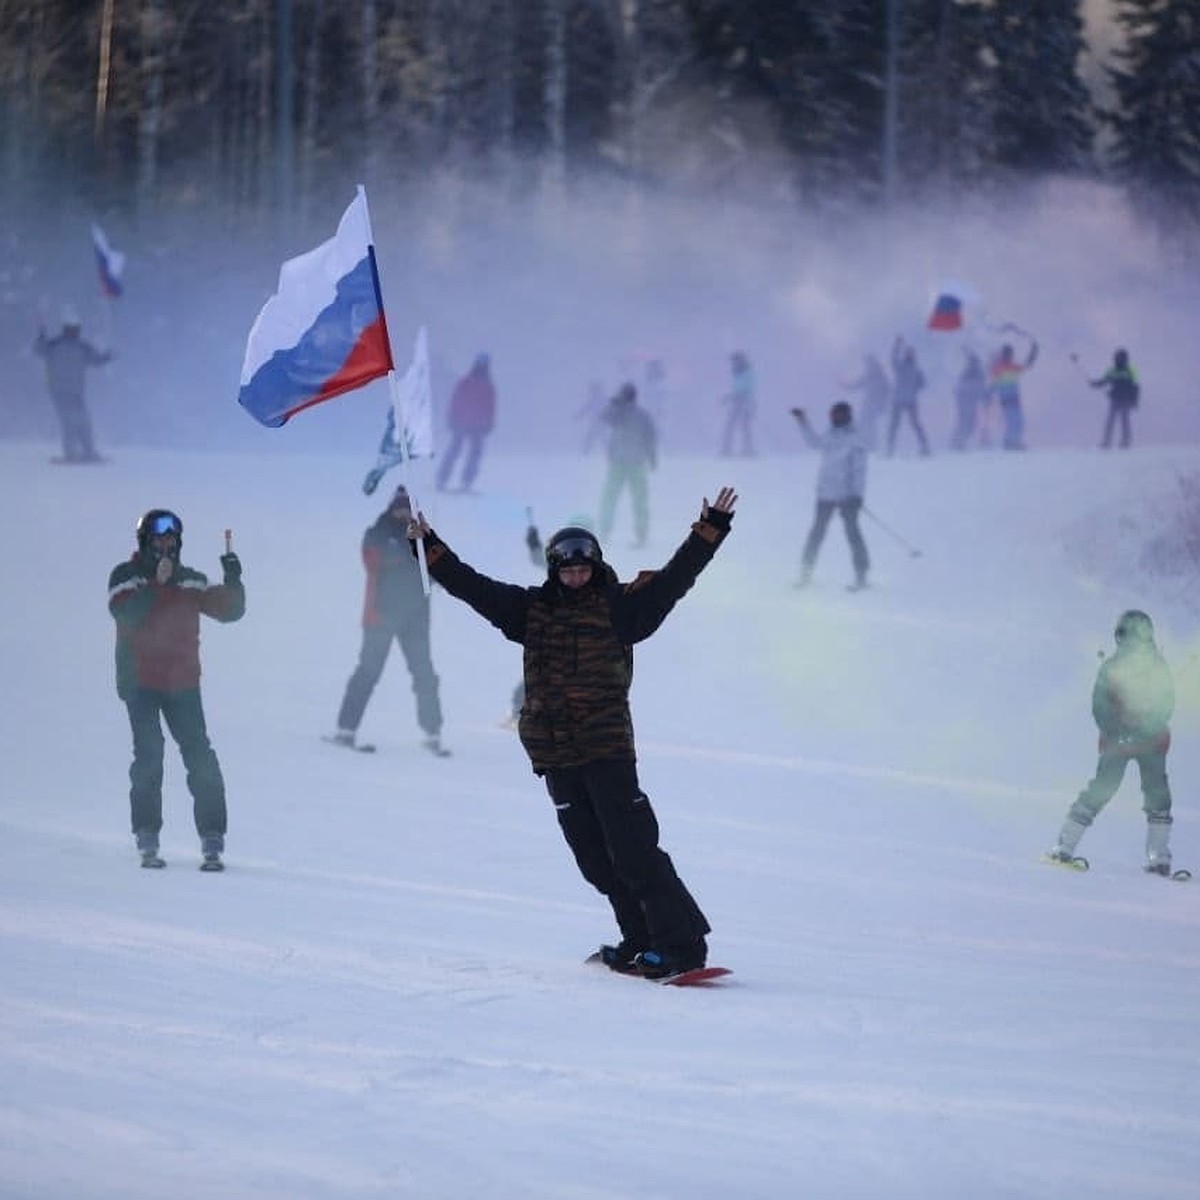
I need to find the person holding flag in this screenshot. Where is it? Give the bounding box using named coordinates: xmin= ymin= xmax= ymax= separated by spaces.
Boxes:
xmin=329 ymin=485 xmax=448 ymax=757
xmin=34 ymin=305 xmax=113 ymax=463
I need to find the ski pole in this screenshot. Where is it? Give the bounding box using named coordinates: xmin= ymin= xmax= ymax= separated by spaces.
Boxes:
xmin=862 ymin=505 xmax=922 ymax=558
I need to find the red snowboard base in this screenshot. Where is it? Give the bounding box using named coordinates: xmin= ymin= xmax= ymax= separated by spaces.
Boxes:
xmin=661 ymin=966 xmax=732 ymax=987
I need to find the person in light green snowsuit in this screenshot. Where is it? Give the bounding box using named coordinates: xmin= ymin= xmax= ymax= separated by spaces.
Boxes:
xmin=597 ymin=382 xmax=657 ymax=547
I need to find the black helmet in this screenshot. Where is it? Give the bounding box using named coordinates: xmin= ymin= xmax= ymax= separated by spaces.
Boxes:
xmin=830 ymin=401 xmax=853 ymax=428
xmin=1114 ymin=348 xmax=1129 ymax=368
xmin=1114 ymin=609 xmax=1154 ymax=645
xmin=136 ymin=509 xmax=183 ymax=554
xmin=545 ymin=526 xmax=603 ymax=575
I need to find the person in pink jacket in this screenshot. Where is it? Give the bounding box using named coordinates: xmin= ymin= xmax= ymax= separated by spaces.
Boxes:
xmin=436 ymin=353 xmax=496 ymax=492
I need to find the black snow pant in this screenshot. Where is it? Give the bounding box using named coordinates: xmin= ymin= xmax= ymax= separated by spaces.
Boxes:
xmin=1101 ymin=403 xmax=1133 ymax=449
xmin=51 ymin=393 xmax=99 ymax=461
xmin=801 ymin=498 xmax=869 ymax=582
xmin=125 ymin=687 xmax=227 ymax=842
xmin=543 ymin=758 xmax=710 ymax=953
xmin=337 ymin=620 xmax=442 ymax=737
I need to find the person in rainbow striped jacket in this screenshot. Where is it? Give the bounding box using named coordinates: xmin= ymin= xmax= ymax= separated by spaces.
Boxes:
xmin=988 ymin=336 xmax=1039 ymax=451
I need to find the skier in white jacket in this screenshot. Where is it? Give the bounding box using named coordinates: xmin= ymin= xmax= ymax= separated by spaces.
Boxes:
xmin=791 ymin=401 xmax=870 ymax=591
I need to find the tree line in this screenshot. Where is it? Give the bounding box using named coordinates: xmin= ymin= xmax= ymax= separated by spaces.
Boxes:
xmin=2 ymin=0 xmax=1197 ymax=236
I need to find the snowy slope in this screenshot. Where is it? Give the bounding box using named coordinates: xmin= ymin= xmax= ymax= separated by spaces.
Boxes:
xmin=1 ymin=438 xmax=1198 ymax=1200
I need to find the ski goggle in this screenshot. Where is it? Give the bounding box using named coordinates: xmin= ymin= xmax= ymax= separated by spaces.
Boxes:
xmin=547 ymin=536 xmax=601 ymax=568
xmin=148 ymin=513 xmax=182 ymax=537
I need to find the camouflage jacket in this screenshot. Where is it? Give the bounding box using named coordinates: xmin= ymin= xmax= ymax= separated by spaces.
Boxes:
xmin=424 ymin=511 xmax=731 ymax=773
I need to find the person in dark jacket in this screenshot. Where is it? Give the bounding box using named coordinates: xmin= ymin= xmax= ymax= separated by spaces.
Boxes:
xmin=34 ymin=306 xmax=113 ymax=462
xmin=331 ymin=485 xmax=448 ymax=756
xmin=1046 ymin=610 xmax=1178 ymax=875
xmin=405 ymin=486 xmax=738 ymax=979
xmin=791 ymin=402 xmax=870 ymax=590
xmin=436 ymin=352 xmax=496 ymax=492
xmin=1091 ymin=348 xmax=1140 ymax=450
xmin=950 ymin=351 xmax=988 ymax=451
xmin=107 ymin=509 xmax=245 ymax=869
xmin=840 ymin=352 xmax=890 ymax=452
xmin=886 ymin=336 xmax=930 ymax=456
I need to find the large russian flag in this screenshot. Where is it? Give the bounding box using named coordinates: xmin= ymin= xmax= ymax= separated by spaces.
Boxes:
xmin=238 ymin=187 xmax=394 ymax=427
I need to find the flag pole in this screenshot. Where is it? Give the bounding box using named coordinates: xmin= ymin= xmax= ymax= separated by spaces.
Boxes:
xmin=358 ymin=183 xmax=431 ymax=596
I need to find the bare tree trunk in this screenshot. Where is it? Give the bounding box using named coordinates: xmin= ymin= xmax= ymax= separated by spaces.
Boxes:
xmin=542 ymin=0 xmax=567 ymax=190
xmin=423 ymin=0 xmax=450 ymax=160
xmin=297 ymin=0 xmax=325 ymax=220
xmin=257 ymin=0 xmax=274 ymax=221
xmin=136 ymin=0 xmax=166 ymax=214
xmin=95 ymin=0 xmax=115 ymax=144
xmin=489 ymin=0 xmax=516 ymax=181
xmin=361 ymin=0 xmax=380 ymax=186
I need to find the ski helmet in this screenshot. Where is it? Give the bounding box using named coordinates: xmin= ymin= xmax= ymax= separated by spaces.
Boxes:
xmin=545 ymin=526 xmax=603 ymax=575
xmin=136 ymin=509 xmax=183 ymax=554
xmin=830 ymin=401 xmax=853 ymax=428
xmin=1114 ymin=610 xmax=1154 ymax=645
xmin=387 ymin=485 xmax=413 ymax=517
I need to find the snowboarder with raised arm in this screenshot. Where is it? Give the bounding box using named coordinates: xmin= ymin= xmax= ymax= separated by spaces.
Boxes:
xmin=1046 ymin=610 xmax=1182 ymax=878
xmin=405 ymin=487 xmax=738 ymax=980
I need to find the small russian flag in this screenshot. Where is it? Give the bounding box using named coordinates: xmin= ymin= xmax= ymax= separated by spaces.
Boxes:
xmin=91 ymin=223 xmax=125 ymax=299
xmin=927 ymin=292 xmax=963 ymax=332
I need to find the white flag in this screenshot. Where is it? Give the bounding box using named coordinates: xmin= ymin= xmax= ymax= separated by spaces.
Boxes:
xmin=394 ymin=325 xmax=433 ymax=458
xmin=361 ymin=325 xmax=434 ymax=495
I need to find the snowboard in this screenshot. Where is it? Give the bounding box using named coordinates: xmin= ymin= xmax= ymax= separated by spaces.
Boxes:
xmin=50 ymin=455 xmax=109 ymax=465
xmin=1042 ymin=853 xmax=1190 ymax=882
xmin=586 ymin=953 xmax=733 ymax=987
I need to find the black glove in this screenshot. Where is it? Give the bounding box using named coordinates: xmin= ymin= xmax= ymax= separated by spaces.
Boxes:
xmin=525 ymin=525 xmax=542 ymax=553
xmin=220 ymin=552 xmax=242 ymax=584
xmin=701 ymin=506 xmax=733 ymax=532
